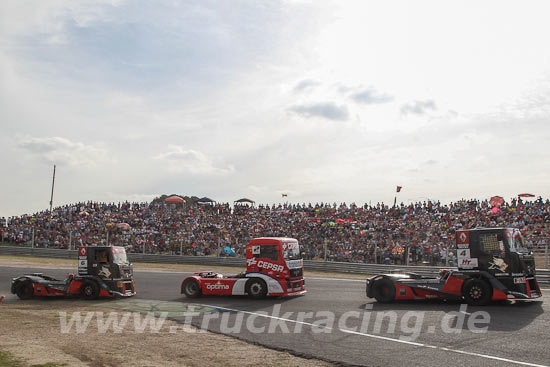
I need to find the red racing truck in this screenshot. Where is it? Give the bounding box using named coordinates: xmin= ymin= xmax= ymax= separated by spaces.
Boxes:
xmin=181 ymin=237 xmax=306 ymax=299
xmin=367 ymin=228 xmax=542 ymax=305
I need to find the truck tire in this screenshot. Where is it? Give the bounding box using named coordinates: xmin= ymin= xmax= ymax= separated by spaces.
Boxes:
xmin=462 ymin=278 xmax=492 ymax=306
xmin=182 ymin=279 xmax=201 ymax=298
xmin=372 ymin=278 xmax=396 ymax=303
xmin=15 ymin=281 xmax=34 ymax=300
xmin=81 ymin=281 xmax=100 ymax=300
xmin=246 ymin=278 xmax=267 ymax=299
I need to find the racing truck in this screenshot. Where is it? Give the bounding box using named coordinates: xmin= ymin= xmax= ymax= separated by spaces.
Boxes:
xmin=181 ymin=237 xmax=306 ymax=299
xmin=367 ymin=228 xmax=542 ymax=305
xmin=11 ymin=246 xmax=136 ymax=300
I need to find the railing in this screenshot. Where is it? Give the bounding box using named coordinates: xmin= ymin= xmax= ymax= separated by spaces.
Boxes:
xmin=1 ymin=246 xmax=548 ymax=286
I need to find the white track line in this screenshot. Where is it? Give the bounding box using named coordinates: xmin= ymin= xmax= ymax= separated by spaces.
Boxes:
xmin=199 ymin=303 xmax=549 ymax=367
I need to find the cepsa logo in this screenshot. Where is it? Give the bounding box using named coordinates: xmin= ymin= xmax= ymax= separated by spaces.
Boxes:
xmin=257 ymin=261 xmax=284 ymax=273
xmin=206 ymin=282 xmax=230 ymax=290
xmin=247 ymin=258 xmax=284 ymax=273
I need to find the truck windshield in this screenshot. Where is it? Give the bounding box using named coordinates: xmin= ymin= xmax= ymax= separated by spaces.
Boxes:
xmin=283 ymin=243 xmax=302 ymax=260
xmin=510 ymin=232 xmax=528 ymax=253
xmin=112 ymin=253 xmax=128 ymax=264
xmin=111 ymin=248 xmax=129 ymax=264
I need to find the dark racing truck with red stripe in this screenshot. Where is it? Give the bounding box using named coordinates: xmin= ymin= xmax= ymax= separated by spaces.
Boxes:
xmin=181 ymin=237 xmax=306 ymax=299
xmin=367 ymin=228 xmax=542 ymax=305
xmin=11 ymin=246 xmax=135 ymax=300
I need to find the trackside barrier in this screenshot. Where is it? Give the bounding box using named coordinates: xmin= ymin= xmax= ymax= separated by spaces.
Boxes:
xmin=1 ymin=246 xmax=549 ymax=286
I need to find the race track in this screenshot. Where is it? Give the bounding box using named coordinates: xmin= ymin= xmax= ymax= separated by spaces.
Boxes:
xmin=1 ymin=265 xmax=549 ymax=367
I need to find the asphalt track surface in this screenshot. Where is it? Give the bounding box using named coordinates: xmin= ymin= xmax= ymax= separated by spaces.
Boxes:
xmin=1 ymin=265 xmax=549 ymax=367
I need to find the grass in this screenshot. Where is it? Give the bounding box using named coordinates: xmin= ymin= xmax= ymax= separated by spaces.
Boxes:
xmin=0 ymin=350 xmax=68 ymax=367
xmin=0 ymin=351 xmax=25 ymax=367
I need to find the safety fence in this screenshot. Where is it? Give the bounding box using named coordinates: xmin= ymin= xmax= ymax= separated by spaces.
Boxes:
xmin=1 ymin=246 xmax=549 ymax=286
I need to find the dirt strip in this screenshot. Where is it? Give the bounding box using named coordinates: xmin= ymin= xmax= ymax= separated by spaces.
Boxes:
xmin=0 ymin=300 xmax=333 ymax=367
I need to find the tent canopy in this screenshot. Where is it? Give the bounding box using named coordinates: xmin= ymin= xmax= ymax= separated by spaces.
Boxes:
xmin=234 ymin=198 xmax=255 ymax=204
xmin=518 ymin=193 xmax=535 ymax=198
xmin=197 ymin=197 xmax=215 ymax=204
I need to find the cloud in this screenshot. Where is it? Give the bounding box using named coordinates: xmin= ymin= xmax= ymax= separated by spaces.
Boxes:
xmin=288 ymin=102 xmax=349 ymax=121
xmin=154 ymin=146 xmax=234 ymax=175
xmin=17 ymin=136 xmax=107 ymax=167
xmin=293 ymin=79 xmax=320 ymax=93
xmin=401 ymin=100 xmax=437 ymax=115
xmin=350 ymin=88 xmax=393 ymax=104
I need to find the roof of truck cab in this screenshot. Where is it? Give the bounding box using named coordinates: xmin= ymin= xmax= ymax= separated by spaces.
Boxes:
xmin=249 ymin=237 xmax=298 ymax=242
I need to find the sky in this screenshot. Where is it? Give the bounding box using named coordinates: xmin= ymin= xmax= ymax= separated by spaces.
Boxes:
xmin=1 ymin=0 xmax=550 ymax=217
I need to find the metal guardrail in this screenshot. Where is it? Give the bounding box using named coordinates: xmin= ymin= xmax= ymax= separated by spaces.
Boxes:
xmin=1 ymin=246 xmax=548 ymax=285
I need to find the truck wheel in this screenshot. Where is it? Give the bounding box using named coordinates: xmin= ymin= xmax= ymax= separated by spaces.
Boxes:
xmin=462 ymin=278 xmax=492 ymax=306
xmin=183 ymin=279 xmax=201 ymax=298
xmin=372 ymin=278 xmax=396 ymax=303
xmin=81 ymin=281 xmax=99 ymax=300
xmin=16 ymin=281 xmax=34 ymax=300
xmin=246 ymin=279 xmax=267 ymax=299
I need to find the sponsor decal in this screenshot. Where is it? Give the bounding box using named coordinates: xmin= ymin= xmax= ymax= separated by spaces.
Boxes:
xmin=457 ymin=249 xmax=470 ymax=259
xmin=252 ymin=245 xmax=261 ymax=255
xmin=457 ymin=243 xmax=469 ymax=249
xmin=488 ymin=257 xmax=508 ymax=273
xmin=78 ymin=260 xmax=88 ymax=268
xmin=457 ymin=231 xmax=469 ymax=244
xmin=79 ymin=247 xmax=87 ymax=256
xmin=98 ymin=267 xmax=112 ymax=279
xmin=257 ymin=261 xmax=284 ymax=273
xmin=285 ymin=259 xmax=303 ymax=270
xmin=459 ymin=258 xmax=478 ymax=269
xmin=283 ymin=242 xmax=299 ymax=251
xmin=247 ymin=257 xmax=285 ymax=273
xmin=206 ymin=282 xmax=230 ymax=290
xmin=513 ymin=277 xmax=526 ymax=284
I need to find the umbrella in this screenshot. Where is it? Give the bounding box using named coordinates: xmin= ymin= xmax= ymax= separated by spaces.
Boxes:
xmin=116 ymin=223 xmax=131 ymax=230
xmin=392 ymin=245 xmax=405 ymax=255
xmin=223 ymin=246 xmax=236 ymax=256
xmin=518 ymin=193 xmax=535 ymax=198
xmin=489 ymin=196 xmax=505 ymax=207
xmin=164 ymin=195 xmax=185 ymax=204
xmin=79 ymin=211 xmax=89 ymax=216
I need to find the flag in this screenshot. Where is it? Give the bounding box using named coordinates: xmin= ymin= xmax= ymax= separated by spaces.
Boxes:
xmin=396 ymin=186 xmax=402 ymax=193
xmin=282 ymin=194 xmax=288 ymax=198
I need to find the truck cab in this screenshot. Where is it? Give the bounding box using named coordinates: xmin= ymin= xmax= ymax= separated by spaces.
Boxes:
xmin=77 ymin=246 xmax=136 ymax=298
xmin=456 ymin=228 xmax=540 ymax=300
xmin=181 ymin=237 xmax=306 ymax=298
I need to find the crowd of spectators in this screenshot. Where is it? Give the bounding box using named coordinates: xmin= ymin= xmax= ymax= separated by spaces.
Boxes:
xmin=1 ymin=197 xmax=550 ymax=266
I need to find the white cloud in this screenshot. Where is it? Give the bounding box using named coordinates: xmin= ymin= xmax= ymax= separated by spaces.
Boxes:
xmin=288 ymin=102 xmax=349 ymax=121
xmin=349 ymin=87 xmax=393 ymax=105
xmin=154 ymin=146 xmax=235 ymax=176
xmin=17 ymin=136 xmax=107 ymax=167
xmin=401 ymin=100 xmax=437 ymax=115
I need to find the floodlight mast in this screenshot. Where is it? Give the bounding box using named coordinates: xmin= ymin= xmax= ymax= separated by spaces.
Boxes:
xmin=49 ymin=165 xmax=56 ymax=217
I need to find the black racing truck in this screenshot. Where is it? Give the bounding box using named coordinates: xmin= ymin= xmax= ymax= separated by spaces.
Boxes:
xmin=367 ymin=228 xmax=542 ymax=305
xmin=11 ymin=246 xmax=135 ymax=300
